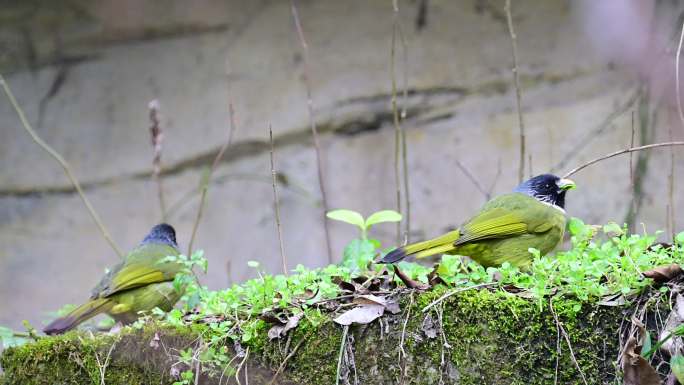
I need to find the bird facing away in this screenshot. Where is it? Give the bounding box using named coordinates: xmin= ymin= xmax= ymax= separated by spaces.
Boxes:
xmin=381 ymin=174 xmax=576 ymax=268
xmin=43 ymin=224 xmax=184 ymax=335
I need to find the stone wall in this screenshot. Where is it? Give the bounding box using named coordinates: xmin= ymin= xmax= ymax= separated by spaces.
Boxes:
xmin=1 ymin=0 xmax=683 ymax=330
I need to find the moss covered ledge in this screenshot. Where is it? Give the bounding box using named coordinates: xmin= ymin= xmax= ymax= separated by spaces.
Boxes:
xmin=1 ymin=287 xmax=631 ymax=385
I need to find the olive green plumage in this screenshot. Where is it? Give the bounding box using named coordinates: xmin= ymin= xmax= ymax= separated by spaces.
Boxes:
xmin=382 ymin=174 xmax=576 ymax=268
xmin=44 ymin=224 xmax=183 ymax=335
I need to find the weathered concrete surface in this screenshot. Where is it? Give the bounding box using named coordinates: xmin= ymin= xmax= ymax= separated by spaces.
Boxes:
xmin=1 ymin=0 xmax=683 ymax=331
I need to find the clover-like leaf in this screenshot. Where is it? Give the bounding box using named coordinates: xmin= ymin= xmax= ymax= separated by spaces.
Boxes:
xmin=327 ymin=209 xmax=365 ymax=230
xmin=365 ymin=210 xmax=402 ymax=228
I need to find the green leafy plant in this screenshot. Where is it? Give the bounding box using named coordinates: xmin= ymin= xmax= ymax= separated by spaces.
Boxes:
xmin=326 ymin=209 xmax=402 ymax=271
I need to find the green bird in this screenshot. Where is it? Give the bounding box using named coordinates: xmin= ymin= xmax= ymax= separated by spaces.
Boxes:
xmin=44 ymin=224 xmax=184 ymax=335
xmin=381 ymin=174 xmax=576 ymax=268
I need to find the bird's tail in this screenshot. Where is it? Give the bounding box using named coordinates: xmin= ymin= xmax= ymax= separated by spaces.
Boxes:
xmin=43 ymin=298 xmax=113 ymax=335
xmin=380 ymin=229 xmax=460 ymax=263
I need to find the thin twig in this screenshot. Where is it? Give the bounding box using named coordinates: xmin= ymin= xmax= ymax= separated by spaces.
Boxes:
xmin=454 ymin=159 xmax=490 ymax=200
xmin=392 ymin=0 xmax=412 ymax=243
xmin=93 ymin=339 xmax=116 ymax=385
xmin=0 ymin=74 xmax=124 ymax=258
xmin=504 ymin=0 xmax=525 ymax=183
xmin=148 ymin=100 xmax=167 ymax=221
xmin=268 ymin=338 xmax=304 ymax=385
xmin=550 ymin=299 xmax=588 ymax=385
xmin=270 ymin=125 xmax=288 ymax=276
xmin=398 ymin=291 xmax=414 ymax=384
xmin=194 ymin=348 xmax=201 ymax=385
xmin=554 ymin=300 xmax=561 ymax=385
xmin=187 ymin=103 xmax=238 ymax=255
xmin=528 ymin=153 xmax=533 ymax=178
xmin=422 ymin=283 xmax=494 ymax=313
xmin=336 ymin=325 xmax=349 ymax=385
xmin=562 ymin=142 xmax=684 ymax=178
xmin=676 ymin=19 xmax=684 ymax=127
xmin=552 ymin=90 xmax=640 ymax=172
xmin=629 ymin=111 xmax=636 ymax=233
xmin=235 ymin=347 xmax=250 ymax=385
xmin=672 ymin=19 xmax=684 ymax=239
xmin=668 ymin=113 xmax=676 ymax=240
xmin=391 ymin=0 xmax=404 ymax=244
xmin=435 ymin=304 xmax=451 ymax=385
xmin=290 ymin=0 xmax=333 ymax=263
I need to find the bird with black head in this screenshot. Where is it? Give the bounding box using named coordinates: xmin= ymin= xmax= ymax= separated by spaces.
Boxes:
xmin=381 ymin=174 xmax=576 ymax=268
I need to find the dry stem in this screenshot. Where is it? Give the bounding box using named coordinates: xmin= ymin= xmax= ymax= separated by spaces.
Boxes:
xmin=391 ymin=0 xmax=405 ymax=244
xmin=391 ymin=0 xmax=412 ymax=243
xmin=0 ymin=74 xmax=124 ymax=258
xmin=148 ymin=100 xmax=167 ymax=220
xmin=504 ymin=0 xmax=526 ymax=183
xmin=290 ymin=0 xmax=333 ymax=263
xmin=267 ymin=338 xmax=303 ymax=385
xmin=187 ymin=103 xmax=237 ymax=255
xmin=336 ymin=325 xmax=350 ymax=385
xmin=454 ymin=159 xmax=490 ymax=200
xmin=270 ymin=125 xmax=288 ymax=276
xmin=235 ymin=346 xmax=250 ymax=385
xmin=550 ymin=299 xmax=588 ymax=385
xmin=422 ymin=283 xmax=494 ymax=313
xmin=563 ymin=142 xmax=684 ymax=178
xmin=629 ymin=111 xmax=636 ymax=233
xmin=398 ymin=291 xmax=414 ymax=384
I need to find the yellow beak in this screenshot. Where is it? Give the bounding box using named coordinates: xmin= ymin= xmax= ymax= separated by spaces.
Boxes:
xmin=557 ymin=178 xmax=576 ymax=191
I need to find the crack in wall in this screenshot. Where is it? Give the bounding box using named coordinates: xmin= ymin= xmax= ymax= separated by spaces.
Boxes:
xmin=0 ymin=70 xmax=586 ymax=198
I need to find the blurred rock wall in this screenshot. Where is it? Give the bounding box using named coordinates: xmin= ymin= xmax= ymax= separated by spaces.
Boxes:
xmin=1 ymin=0 xmax=683 ymax=330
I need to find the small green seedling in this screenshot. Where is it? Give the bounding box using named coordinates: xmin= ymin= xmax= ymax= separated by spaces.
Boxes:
xmin=326 ymin=209 xmax=402 ymax=272
xmin=326 ymin=209 xmax=402 ymax=239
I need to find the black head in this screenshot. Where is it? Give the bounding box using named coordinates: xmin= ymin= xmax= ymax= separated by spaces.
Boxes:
xmin=141 ymin=223 xmax=178 ymax=247
xmin=513 ymin=174 xmax=576 ymax=209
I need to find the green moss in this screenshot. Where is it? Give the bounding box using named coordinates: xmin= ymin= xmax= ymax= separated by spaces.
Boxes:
xmin=1 ymin=288 xmax=636 ymax=384
xmin=0 ymin=324 xmax=199 ymax=385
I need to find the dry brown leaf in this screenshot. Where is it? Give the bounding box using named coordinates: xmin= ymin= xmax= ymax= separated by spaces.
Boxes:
xmin=393 ymin=264 xmax=430 ymax=290
xmin=333 ymin=304 xmax=385 ymax=326
xmin=149 ymin=332 xmax=160 ymax=349
xmin=643 ymin=264 xmax=683 ymax=283
xmin=268 ymin=313 xmax=304 ymax=340
xmin=621 ymin=336 xmax=661 ymax=385
xmin=660 ymin=294 xmax=684 ymax=357
xmin=597 ymin=293 xmax=627 ymax=307
xmin=421 ymin=314 xmax=438 ymax=339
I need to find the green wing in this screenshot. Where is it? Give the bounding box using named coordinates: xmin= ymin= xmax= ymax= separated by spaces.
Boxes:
xmin=91 ymin=243 xmax=181 ymax=299
xmin=456 ymin=193 xmax=562 ymax=246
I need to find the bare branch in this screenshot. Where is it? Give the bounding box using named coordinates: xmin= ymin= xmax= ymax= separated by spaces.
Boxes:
xmin=390 ymin=0 xmax=402 ymax=243
xmin=676 ymin=19 xmax=684 ymax=126
xmin=563 ymin=142 xmax=684 ymax=179
xmin=454 ymin=159 xmax=490 ymax=201
xmin=188 ymin=103 xmax=238 ymax=255
xmin=550 ymin=299 xmax=588 ymax=385
xmin=504 ymin=0 xmax=526 ymax=183
xmin=290 ymin=0 xmax=333 ymax=263
xmin=0 ymin=74 xmax=124 ymax=258
xmin=270 ymin=125 xmax=288 ymax=276
xmin=552 ymin=91 xmax=639 ymax=173
xmin=395 ymin=0 xmax=411 ymax=242
xmin=629 ymin=111 xmax=636 ymax=233
xmin=148 ymin=99 xmax=167 ymax=220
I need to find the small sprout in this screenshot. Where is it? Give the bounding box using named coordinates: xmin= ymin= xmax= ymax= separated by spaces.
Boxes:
xmin=602 ymin=222 xmax=624 ymax=237
xmin=327 ymin=209 xmax=402 ymax=239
